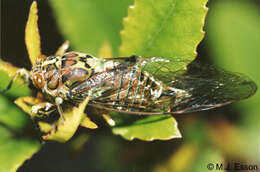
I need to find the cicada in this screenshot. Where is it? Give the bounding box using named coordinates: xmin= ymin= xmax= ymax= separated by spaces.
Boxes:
xmin=1 ymin=51 xmax=257 ymax=120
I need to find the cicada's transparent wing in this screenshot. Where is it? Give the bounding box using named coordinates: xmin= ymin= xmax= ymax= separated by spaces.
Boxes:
xmin=139 ymin=57 xmax=191 ymax=85
xmin=168 ymin=62 xmax=257 ymax=114
xmin=73 ymin=56 xmax=257 ymax=115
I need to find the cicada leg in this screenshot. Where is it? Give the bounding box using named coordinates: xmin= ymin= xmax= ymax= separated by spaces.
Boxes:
xmin=33 ymin=97 xmax=66 ymax=122
xmin=0 ymin=68 xmax=30 ymax=93
xmin=102 ymin=114 xmax=116 ymax=126
xmin=55 ymin=97 xmax=66 ymax=122
xmin=31 ymin=102 xmax=56 ymax=118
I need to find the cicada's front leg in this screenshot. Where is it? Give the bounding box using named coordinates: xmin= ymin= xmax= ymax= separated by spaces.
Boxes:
xmin=33 ymin=97 xmax=67 ymax=122
xmin=0 ymin=68 xmax=30 ymax=93
xmin=31 ymin=102 xmax=55 ymax=118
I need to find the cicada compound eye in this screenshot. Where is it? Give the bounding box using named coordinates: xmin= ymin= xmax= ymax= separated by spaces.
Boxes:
xmin=32 ymin=73 xmax=45 ymax=88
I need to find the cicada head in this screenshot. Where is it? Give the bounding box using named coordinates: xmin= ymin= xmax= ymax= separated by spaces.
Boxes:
xmin=31 ymin=72 xmax=45 ymax=89
xmin=31 ymin=59 xmax=46 ymax=89
xmin=31 ymin=55 xmax=61 ymax=91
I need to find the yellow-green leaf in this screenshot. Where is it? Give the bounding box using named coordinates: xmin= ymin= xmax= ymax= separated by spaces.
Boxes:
xmin=41 ymin=96 xmax=91 ymax=142
xmin=112 ymin=115 xmax=181 ymax=141
xmin=98 ymin=41 xmax=113 ymax=58
xmin=14 ymin=96 xmax=40 ymax=117
xmin=25 ymin=1 xmax=41 ymax=65
xmin=55 ymin=40 xmax=70 ymax=55
xmin=80 ymin=116 xmax=98 ymax=129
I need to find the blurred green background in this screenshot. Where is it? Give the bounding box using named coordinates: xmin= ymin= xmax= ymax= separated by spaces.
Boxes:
xmin=1 ymin=0 xmax=259 ymax=171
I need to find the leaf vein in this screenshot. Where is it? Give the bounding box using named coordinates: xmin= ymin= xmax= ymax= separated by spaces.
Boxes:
xmin=141 ymin=0 xmax=178 ymax=55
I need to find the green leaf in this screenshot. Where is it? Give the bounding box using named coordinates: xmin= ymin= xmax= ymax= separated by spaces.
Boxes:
xmin=112 ymin=115 xmax=181 ymax=141
xmin=115 ymin=0 xmax=208 ymax=141
xmin=0 ymin=128 xmax=40 ymax=172
xmin=0 ymin=95 xmax=41 ymax=172
xmin=0 ymin=60 xmax=31 ymax=97
xmin=120 ymin=0 xmax=208 ymax=63
xmin=49 ymin=0 xmax=133 ymax=56
xmin=0 ymin=95 xmax=28 ymax=131
xmin=206 ymin=0 xmax=260 ymax=160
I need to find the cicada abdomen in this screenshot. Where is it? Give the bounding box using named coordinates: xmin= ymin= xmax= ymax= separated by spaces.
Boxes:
xmin=67 ymin=56 xmax=190 ymax=114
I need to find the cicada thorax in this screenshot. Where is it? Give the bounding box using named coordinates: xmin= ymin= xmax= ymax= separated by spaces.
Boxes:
xmin=31 ymin=52 xmax=101 ymax=100
xmin=60 ymin=53 xmax=93 ymax=89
